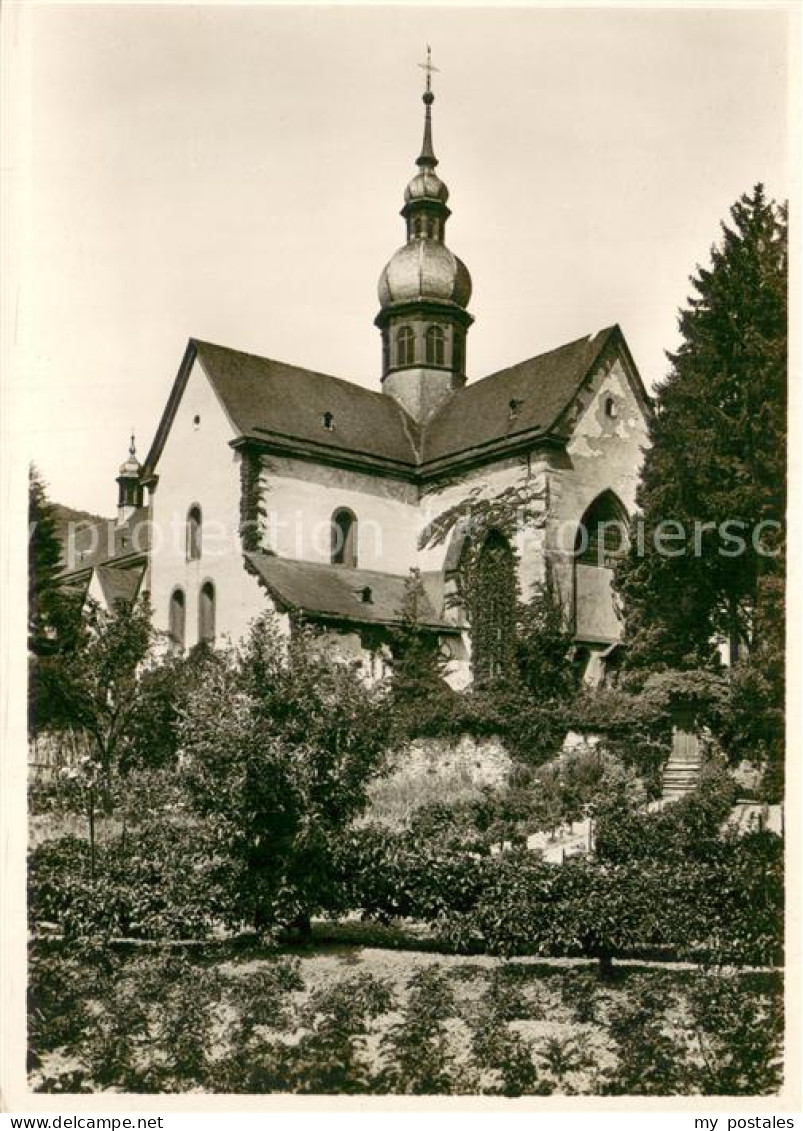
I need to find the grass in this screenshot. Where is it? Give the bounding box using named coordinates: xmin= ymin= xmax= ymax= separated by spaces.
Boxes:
xmin=362 ymin=752 xmax=505 ymax=831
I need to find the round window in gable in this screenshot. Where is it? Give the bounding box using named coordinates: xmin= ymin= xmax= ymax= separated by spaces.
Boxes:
xmin=193 ymin=414 xmax=201 ymax=429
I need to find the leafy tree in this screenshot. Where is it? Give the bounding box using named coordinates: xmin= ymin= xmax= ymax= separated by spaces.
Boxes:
xmin=41 ymin=595 xmax=157 ymax=869
xmin=178 ymin=612 xmax=390 ymax=935
xmin=123 ymin=642 xmax=221 ymax=771
xmin=616 ymin=185 xmax=786 ymax=670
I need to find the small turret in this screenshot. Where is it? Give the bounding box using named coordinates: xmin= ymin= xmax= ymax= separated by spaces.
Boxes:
xmin=116 ymin=432 xmax=144 ymax=526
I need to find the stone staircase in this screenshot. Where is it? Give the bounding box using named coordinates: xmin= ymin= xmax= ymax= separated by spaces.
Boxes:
xmin=661 ymin=726 xmax=704 ymax=801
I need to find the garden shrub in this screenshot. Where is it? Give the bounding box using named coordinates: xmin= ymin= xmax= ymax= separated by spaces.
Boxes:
xmin=335 ymin=824 xmax=490 ymax=924
xmin=593 ymin=767 xmax=738 ymax=865
xmin=685 ymin=970 xmax=783 ymax=1094
xmin=33 ymin=950 xmax=227 ymax=1093
xmin=560 ymin=968 xmax=600 ymax=1023
xmin=219 ymin=972 xmax=395 ymax=1094
xmin=602 ymin=974 xmax=691 ymax=1094
xmin=28 ymin=823 xmax=239 ymax=941
xmin=379 ymin=966 xmax=465 ymax=1094
xmin=470 ymin=1017 xmax=546 ymax=1096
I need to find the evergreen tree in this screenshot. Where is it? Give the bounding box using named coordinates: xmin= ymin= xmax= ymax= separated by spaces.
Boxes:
xmin=28 ymin=464 xmax=64 ymax=655
xmin=616 ymin=185 xmax=786 ymax=670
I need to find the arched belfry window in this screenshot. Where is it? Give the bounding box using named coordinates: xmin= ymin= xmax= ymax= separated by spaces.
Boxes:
xmin=425 ymin=325 xmax=445 ymax=366
xmin=396 ymin=326 xmax=415 ymax=367
xmin=186 ymin=505 xmax=202 ymax=561
xmin=331 ymin=508 xmax=358 ymax=568
xmin=574 ymin=491 xmax=629 ymax=568
xmin=198 ymin=581 xmax=216 ymax=646
xmin=168 ymin=588 xmax=186 ymax=653
xmin=471 ymin=530 xmax=517 ymax=685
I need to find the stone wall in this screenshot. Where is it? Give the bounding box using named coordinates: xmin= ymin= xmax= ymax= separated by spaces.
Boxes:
xmin=383 ymin=733 xmax=512 ymax=790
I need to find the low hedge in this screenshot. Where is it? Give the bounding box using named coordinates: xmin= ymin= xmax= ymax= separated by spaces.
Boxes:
xmin=335 ymin=824 xmax=783 ymax=968
xmin=28 ymin=825 xmax=240 ymax=941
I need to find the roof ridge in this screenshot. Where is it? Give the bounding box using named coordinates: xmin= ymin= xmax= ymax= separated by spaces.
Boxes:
xmin=473 ymin=324 xmax=618 ymax=388
xmin=192 ymin=337 xmax=398 ymax=408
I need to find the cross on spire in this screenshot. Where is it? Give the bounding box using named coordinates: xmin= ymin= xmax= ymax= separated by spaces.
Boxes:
xmin=418 ymin=45 xmax=439 ymax=94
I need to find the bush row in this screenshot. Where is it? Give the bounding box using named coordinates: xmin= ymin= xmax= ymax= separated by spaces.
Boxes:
xmin=334 ymin=825 xmax=783 ymax=968
xmin=29 ymin=809 xmax=783 ymax=967
xmin=28 ymin=828 xmax=240 ymax=941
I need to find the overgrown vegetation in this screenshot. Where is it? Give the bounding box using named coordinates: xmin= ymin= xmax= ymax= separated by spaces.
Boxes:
xmin=26 ymin=185 xmax=786 ymax=1095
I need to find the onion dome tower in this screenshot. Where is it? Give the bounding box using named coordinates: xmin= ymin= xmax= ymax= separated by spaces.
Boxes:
xmin=116 ymin=432 xmax=144 ymax=525
xmin=376 ymin=50 xmax=473 ymax=423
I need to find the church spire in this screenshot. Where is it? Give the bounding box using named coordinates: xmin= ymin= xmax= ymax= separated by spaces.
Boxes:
xmin=375 ymin=50 xmax=474 ymax=424
xmin=416 ymin=45 xmax=439 ymax=169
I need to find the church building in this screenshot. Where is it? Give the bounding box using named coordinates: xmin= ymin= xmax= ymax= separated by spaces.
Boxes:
xmin=59 ymin=64 xmax=652 ymax=689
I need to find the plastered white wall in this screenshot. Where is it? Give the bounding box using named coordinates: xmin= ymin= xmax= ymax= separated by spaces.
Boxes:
xmin=147 ymin=358 xmax=272 ymax=648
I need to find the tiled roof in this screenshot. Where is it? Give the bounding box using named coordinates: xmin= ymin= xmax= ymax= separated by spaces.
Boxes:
xmin=180 ymin=328 xmax=628 ymax=476
xmin=421 ymin=327 xmax=619 ymax=466
xmin=95 ymin=563 xmax=146 ymax=607
xmin=194 ymin=340 xmax=422 ymax=470
xmin=142 ymin=326 xmax=643 ymax=485
xmin=54 ymin=505 xmax=151 ymax=581
xmin=245 ymin=552 xmax=458 ymax=631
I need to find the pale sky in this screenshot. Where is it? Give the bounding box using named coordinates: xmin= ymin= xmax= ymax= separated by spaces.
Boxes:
xmin=8 ymin=3 xmax=791 ymax=515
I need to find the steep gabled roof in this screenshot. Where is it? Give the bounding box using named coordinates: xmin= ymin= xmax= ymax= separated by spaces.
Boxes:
xmin=245 ymin=552 xmax=458 ymax=632
xmin=142 ymin=325 xmax=648 ymax=483
xmin=54 ymin=505 xmax=151 ymax=587
xmin=142 ymin=340 xmax=422 ymax=479
xmin=420 ymin=327 xmax=621 ymax=467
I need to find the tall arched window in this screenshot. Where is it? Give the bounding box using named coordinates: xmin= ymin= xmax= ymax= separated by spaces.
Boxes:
xmin=471 ymin=530 xmax=517 ymax=685
xmin=168 ymin=588 xmax=186 ymax=653
xmin=198 ymin=581 xmax=216 ymax=646
xmin=396 ymin=326 xmax=415 ymax=367
xmin=331 ymin=508 xmax=358 ymax=568
xmin=573 ymin=491 xmax=629 ymax=644
xmin=425 ymin=325 xmax=445 ymax=366
xmin=574 ymin=491 xmax=629 ymax=568
xmin=186 ymin=505 xmax=202 ymax=561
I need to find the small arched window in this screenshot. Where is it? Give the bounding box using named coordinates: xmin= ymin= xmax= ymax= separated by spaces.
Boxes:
xmin=331 ymin=508 xmax=358 ymax=568
xmin=396 ymin=326 xmax=415 ymax=367
xmin=198 ymin=581 xmax=216 ymax=646
xmin=425 ymin=325 xmax=445 ymax=366
xmin=168 ymin=588 xmax=186 ymax=653
xmin=186 ymin=505 xmax=202 ymax=561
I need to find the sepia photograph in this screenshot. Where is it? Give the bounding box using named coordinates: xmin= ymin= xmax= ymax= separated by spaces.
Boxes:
xmin=3 ymin=0 xmax=796 ymax=1108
